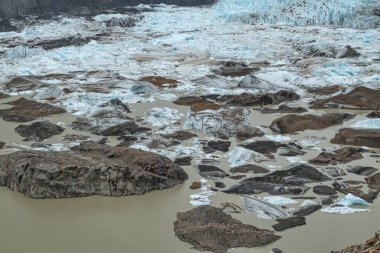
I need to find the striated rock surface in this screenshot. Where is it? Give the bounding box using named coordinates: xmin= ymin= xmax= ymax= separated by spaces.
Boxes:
xmin=270 ymin=113 xmax=354 ymax=134
xmin=0 ymin=142 xmax=188 ymax=198
xmin=15 ymin=121 xmax=64 ymax=142
xmin=330 ymin=128 xmax=380 ymax=148
xmin=311 ymin=87 xmax=380 ymax=110
xmin=174 ymin=206 xmax=281 ymax=253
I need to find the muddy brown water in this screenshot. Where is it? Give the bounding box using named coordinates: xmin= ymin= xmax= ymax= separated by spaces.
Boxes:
xmin=0 ymin=95 xmax=379 ymax=253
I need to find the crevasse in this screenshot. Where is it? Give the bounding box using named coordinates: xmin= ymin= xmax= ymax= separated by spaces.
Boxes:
xmin=212 ymin=0 xmax=380 ymax=28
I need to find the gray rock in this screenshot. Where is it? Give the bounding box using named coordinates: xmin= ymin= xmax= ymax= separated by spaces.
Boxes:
xmin=348 ymin=166 xmax=378 ymax=176
xmin=15 ymin=121 xmax=64 ymax=142
xmin=198 ymin=165 xmax=229 ymax=179
xmin=230 ymin=164 xmax=269 ymax=174
xmin=272 ymin=217 xmax=306 ymax=231
xmin=313 ymin=185 xmax=337 ymax=195
xmin=224 ymin=164 xmax=329 ymax=195
xmin=0 ymin=142 xmax=188 ymax=198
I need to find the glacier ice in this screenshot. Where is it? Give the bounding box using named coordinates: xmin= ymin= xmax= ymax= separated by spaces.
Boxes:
xmin=145 ymin=107 xmax=183 ymax=127
xmin=213 ymin=0 xmax=380 ymax=28
xmin=4 ymin=46 xmax=43 ymax=59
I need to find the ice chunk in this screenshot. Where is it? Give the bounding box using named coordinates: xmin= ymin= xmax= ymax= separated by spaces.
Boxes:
xmin=351 ymin=119 xmax=380 ymax=129
xmin=262 ymin=196 xmax=298 ymax=206
xmin=321 ymin=206 xmax=369 ymax=214
xmin=189 ymin=179 xmax=215 ymax=206
xmin=240 ymin=195 xmax=289 ymax=219
xmin=226 ymin=147 xmax=268 ymax=167
xmin=321 ymin=193 xmax=370 ymax=214
xmin=265 ymin=135 xmax=291 ymax=142
xmin=145 ymin=107 xmax=182 ymax=127
xmin=337 ymin=193 xmax=370 ymax=206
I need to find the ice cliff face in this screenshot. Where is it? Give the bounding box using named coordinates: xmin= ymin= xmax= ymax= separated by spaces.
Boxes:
xmin=0 ymin=0 xmax=217 ymax=18
xmin=213 ymin=0 xmax=380 ymax=28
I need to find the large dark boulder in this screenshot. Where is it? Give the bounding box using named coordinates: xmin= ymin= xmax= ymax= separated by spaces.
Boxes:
xmin=0 ymin=142 xmax=188 ymax=198
xmin=174 ymin=206 xmax=281 ymax=253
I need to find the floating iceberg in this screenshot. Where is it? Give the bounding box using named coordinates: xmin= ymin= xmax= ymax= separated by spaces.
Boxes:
xmin=321 ymin=193 xmax=370 ymax=214
xmin=262 ymin=196 xmax=298 ymax=206
xmin=226 ymin=147 xmax=268 ymax=167
xmin=338 ymin=193 xmax=370 ymax=206
xmin=189 ymin=180 xmax=215 ymax=206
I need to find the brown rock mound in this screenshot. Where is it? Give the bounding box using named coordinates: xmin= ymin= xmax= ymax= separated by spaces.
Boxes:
xmin=140 ymin=76 xmax=179 ymax=88
xmin=0 ymin=97 xmax=66 ymax=122
xmin=0 ymin=142 xmax=188 ymax=199
xmin=270 ymin=113 xmax=353 ymax=134
xmin=331 ymin=231 xmax=380 ymax=253
xmin=330 ymin=128 xmax=380 ymax=148
xmin=311 ymin=87 xmax=380 ymax=110
xmin=174 ymin=206 xmax=280 ymax=253
xmin=309 ymin=147 xmax=363 ymax=165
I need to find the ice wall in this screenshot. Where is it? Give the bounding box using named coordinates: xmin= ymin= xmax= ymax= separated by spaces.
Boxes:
xmin=213 ymin=0 xmax=380 ymax=28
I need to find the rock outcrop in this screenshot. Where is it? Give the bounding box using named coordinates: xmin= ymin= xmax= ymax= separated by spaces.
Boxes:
xmin=0 ymin=97 xmax=66 ymax=122
xmin=15 ymin=121 xmax=64 ymax=142
xmin=174 ymin=206 xmax=281 ymax=253
xmin=0 ymin=142 xmax=188 ymax=198
xmin=311 ymin=87 xmax=380 ymax=110
xmin=309 ymin=147 xmax=363 ymax=165
xmin=224 ymin=164 xmax=330 ymax=195
xmin=330 ymin=128 xmax=380 ymax=148
xmin=270 ymin=113 xmax=354 ymax=134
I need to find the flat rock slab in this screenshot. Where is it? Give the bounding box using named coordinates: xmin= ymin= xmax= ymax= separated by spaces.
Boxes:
xmin=261 ymin=104 xmax=307 ymax=114
xmin=198 ymin=165 xmax=229 ymax=179
xmin=270 ymin=113 xmax=353 ymax=134
xmin=311 ymin=87 xmax=380 ymax=110
xmin=174 ymin=206 xmax=281 ymax=253
xmin=15 ymin=121 xmax=64 ymax=142
xmin=224 ymin=164 xmax=329 ymax=195
xmin=162 ymin=131 xmax=197 ymax=141
xmin=313 ymin=185 xmax=337 ymax=195
xmin=0 ymin=97 xmax=66 ymax=122
xmin=348 ymin=166 xmax=378 ymax=176
xmin=309 ymin=147 xmax=363 ymax=165
xmin=272 ymin=217 xmax=306 ymax=231
xmin=331 ymin=128 xmax=380 ymax=148
xmin=0 ymin=142 xmax=188 ymax=198
xmin=230 ymin=164 xmax=269 ymax=174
